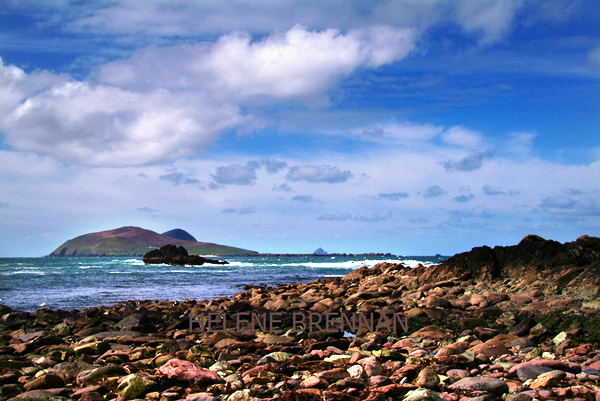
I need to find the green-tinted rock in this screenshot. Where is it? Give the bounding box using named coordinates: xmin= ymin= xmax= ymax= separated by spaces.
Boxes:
xmin=258 ymin=351 xmax=294 ymax=364
xmin=77 ymin=364 xmax=127 ymax=384
xmin=73 ymin=341 xmax=110 ymax=356
xmin=117 ymin=373 xmax=157 ymax=399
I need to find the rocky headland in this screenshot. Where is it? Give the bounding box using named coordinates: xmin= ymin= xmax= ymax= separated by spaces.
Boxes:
xmin=2 ymin=235 xmax=600 ymax=401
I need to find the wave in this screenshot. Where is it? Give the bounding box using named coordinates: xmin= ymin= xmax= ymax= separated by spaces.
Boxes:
xmin=0 ymin=270 xmax=46 ymax=276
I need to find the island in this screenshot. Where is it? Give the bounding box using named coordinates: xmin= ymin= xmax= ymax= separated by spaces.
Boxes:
xmin=48 ymin=226 xmax=258 ymax=257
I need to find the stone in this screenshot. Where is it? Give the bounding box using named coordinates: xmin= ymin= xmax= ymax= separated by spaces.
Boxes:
xmin=47 ymin=361 xmax=95 ymax=382
xmin=347 ymin=365 xmax=364 ymax=378
xmin=509 ymin=358 xmax=582 ymax=374
xmin=516 ymin=365 xmax=554 ymax=381
xmin=117 ymin=374 xmax=157 ymax=399
xmin=529 ymin=323 xmax=547 ymax=337
xmin=22 ymin=374 xmax=65 ymax=390
xmin=300 ymin=376 xmax=328 ymax=389
xmin=73 ymin=340 xmax=110 ymax=356
xmin=78 ymin=392 xmax=104 ymax=401
xmin=448 ymin=377 xmax=509 ymax=395
xmin=403 ymin=388 xmax=447 ymax=401
xmin=227 ymin=389 xmax=261 ymax=401
xmin=315 ymin=368 xmax=350 ymax=382
xmin=469 ymin=339 xmax=510 ymax=358
xmin=158 ymin=358 xmax=223 ymax=384
xmin=415 ymin=366 xmax=440 ymax=389
xmin=446 ymin=369 xmax=469 ymax=380
xmin=357 ymin=356 xmax=383 ymax=377
xmin=76 ymin=364 xmax=127 ymax=384
xmin=9 ymin=389 xmax=68 ymax=400
xmin=529 ymin=370 xmax=566 ymax=389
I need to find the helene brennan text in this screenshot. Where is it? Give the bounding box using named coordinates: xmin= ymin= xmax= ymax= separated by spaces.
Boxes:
xmin=189 ymin=310 xmax=409 ymax=334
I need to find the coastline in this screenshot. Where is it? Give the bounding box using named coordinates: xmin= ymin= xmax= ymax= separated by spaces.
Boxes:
xmin=1 ymin=236 xmax=600 ymax=400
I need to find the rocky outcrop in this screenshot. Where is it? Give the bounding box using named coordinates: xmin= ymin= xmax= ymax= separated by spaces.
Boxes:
xmin=143 ymin=244 xmax=228 ymax=266
xmin=407 ymin=234 xmax=600 ymax=299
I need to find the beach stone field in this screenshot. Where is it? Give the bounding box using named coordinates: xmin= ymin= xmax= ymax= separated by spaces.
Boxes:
xmin=1 ymin=235 xmax=600 ymax=401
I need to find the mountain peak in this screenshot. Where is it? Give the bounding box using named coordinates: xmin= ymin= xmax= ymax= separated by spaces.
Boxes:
xmin=313 ymin=247 xmax=328 ymax=255
xmin=161 ymin=228 xmax=197 ymax=242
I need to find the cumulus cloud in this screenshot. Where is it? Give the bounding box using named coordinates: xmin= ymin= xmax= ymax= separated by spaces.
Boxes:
xmin=212 ymin=162 xmax=259 ymax=186
xmin=97 ymin=24 xmax=414 ymax=99
xmin=261 ymin=158 xmax=288 ymax=173
xmin=221 ymin=207 xmax=238 ymax=214
xmin=507 ymin=132 xmax=536 ymax=155
xmin=0 ymin=24 xmax=415 ymax=167
xmin=159 ymin=172 xmax=200 ymax=185
xmin=450 ymin=207 xmax=494 ymax=220
xmin=441 ymin=126 xmax=486 ymax=149
xmin=361 ymin=122 xmax=443 ymax=144
xmin=2 ymin=79 xmax=244 ymax=166
xmin=273 ymin=183 xmax=292 ymax=192
xmin=423 ymin=185 xmax=447 ymax=198
xmin=355 ymin=211 xmax=392 ymax=222
xmin=443 ymin=150 xmax=493 ymax=172
xmin=137 ymin=206 xmax=158 ymax=213
xmin=483 ymin=185 xmax=519 ymax=196
xmin=239 ymin=206 xmax=257 ymax=214
xmin=292 ymin=195 xmax=319 ymax=204
xmin=317 ymin=213 xmax=353 ymax=221
xmin=287 ymin=165 xmax=353 ymax=183
xmin=453 ymin=194 xmax=475 ymax=203
xmin=378 ymin=192 xmax=409 ymax=201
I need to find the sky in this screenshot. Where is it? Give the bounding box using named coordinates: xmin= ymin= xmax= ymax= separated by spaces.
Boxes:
xmin=0 ymin=0 xmax=599 ymax=257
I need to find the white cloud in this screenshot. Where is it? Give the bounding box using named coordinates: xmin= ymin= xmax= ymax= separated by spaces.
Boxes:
xmin=587 ymin=45 xmax=600 ymax=69
xmin=2 ymin=80 xmax=244 ymax=166
xmin=441 ymin=126 xmax=486 ymax=149
xmin=201 ymin=24 xmax=414 ymax=99
xmin=361 ymin=122 xmax=443 ymax=144
xmin=443 ymin=150 xmax=494 ymax=172
xmin=507 ymin=132 xmax=537 ymax=155
xmin=454 ymin=0 xmax=523 ymax=44
xmin=211 ymin=163 xmax=259 ymax=186
xmin=287 ymin=165 xmax=353 ymax=183
xmin=0 ymin=24 xmax=415 ymax=167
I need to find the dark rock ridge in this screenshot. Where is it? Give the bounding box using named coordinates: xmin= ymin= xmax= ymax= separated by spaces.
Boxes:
xmin=407 ymin=234 xmax=600 ymax=300
xmin=161 ymin=228 xmax=198 ymax=242
xmin=143 ymin=244 xmax=228 ymax=266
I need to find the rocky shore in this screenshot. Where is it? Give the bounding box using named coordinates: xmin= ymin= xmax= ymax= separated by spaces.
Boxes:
xmin=2 ymin=235 xmax=600 ymax=401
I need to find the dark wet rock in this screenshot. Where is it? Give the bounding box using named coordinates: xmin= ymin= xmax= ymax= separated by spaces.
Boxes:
xmin=22 ymin=374 xmax=65 ymax=391
xmin=143 ymin=244 xmax=228 ymax=266
xmin=516 ymin=365 xmax=555 ymax=381
xmin=448 ymin=377 xmax=509 ymax=395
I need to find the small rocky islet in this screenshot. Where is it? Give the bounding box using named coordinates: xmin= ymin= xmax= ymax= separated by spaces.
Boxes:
xmin=2 ymin=235 xmax=600 ymax=401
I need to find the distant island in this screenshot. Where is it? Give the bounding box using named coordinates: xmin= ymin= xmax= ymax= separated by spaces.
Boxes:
xmin=48 ymin=226 xmax=258 ymax=257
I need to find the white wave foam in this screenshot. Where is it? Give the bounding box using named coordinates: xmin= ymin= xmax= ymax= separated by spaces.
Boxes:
xmin=1 ymin=270 xmax=46 ymax=276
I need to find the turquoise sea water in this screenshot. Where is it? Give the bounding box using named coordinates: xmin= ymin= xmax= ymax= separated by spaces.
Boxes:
xmin=0 ymin=255 xmax=446 ymax=312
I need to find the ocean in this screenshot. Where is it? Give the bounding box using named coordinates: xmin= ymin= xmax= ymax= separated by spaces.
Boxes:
xmin=0 ymin=255 xmax=446 ymax=312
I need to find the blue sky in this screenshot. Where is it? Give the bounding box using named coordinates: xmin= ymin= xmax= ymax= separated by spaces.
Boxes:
xmin=0 ymin=0 xmax=599 ymax=257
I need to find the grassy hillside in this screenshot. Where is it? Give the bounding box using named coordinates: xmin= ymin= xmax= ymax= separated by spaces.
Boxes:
xmin=49 ymin=226 xmax=258 ymax=257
